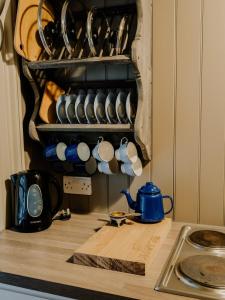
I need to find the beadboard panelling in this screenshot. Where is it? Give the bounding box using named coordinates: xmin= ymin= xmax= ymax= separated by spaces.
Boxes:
xmin=153 ymin=0 xmax=225 ymax=225
xmin=0 ymin=0 xmax=25 ymax=231
xmin=89 ymin=174 xmax=108 ymax=212
xmin=199 ymin=0 xmax=225 ymax=225
xmin=151 ymin=0 xmax=176 ymax=216
xmin=174 ymin=0 xmax=202 ymax=222
xmin=108 ymin=175 xmax=130 ymax=212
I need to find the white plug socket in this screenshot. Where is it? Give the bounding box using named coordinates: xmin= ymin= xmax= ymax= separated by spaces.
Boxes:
xmin=63 ymin=176 xmax=92 ymax=195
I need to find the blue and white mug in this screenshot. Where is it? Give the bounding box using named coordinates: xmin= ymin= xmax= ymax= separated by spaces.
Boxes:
xmin=65 ymin=142 xmax=90 ymax=163
xmin=44 ymin=142 xmax=67 ymax=161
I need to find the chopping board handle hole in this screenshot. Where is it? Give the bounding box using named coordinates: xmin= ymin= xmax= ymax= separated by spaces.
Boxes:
xmin=20 ymin=44 xmax=23 ymax=50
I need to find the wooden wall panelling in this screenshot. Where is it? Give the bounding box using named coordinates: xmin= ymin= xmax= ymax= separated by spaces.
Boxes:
xmin=174 ymin=0 xmax=202 ymax=222
xmin=69 ymin=66 xmax=86 ymax=82
xmin=86 ymin=64 xmax=106 ymax=81
xmin=89 ymin=174 xmax=108 ymax=212
xmin=199 ymin=0 xmax=225 ymax=225
xmin=108 ymin=175 xmax=130 ymax=212
xmin=68 ymin=194 xmax=90 ymax=213
xmin=0 ymin=0 xmax=25 ymax=230
xmin=151 ymin=0 xmax=176 ymax=217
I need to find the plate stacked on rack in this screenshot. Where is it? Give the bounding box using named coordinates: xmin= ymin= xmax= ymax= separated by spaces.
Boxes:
xmin=14 ymin=0 xmax=137 ymax=60
xmin=54 ymin=88 xmax=137 ymax=125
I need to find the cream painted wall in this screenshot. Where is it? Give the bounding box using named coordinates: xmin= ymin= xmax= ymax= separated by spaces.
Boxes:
xmin=0 ymin=0 xmax=24 ymax=231
xmin=152 ymin=0 xmax=225 ymax=226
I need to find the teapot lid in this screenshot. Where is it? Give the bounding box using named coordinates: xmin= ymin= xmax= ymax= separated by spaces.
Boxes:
xmin=139 ymin=182 xmax=161 ymax=194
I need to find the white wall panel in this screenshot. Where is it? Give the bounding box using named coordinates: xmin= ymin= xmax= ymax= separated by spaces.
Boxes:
xmin=175 ymin=0 xmax=202 ymax=222
xmin=199 ymin=0 xmax=225 ymax=225
xmin=151 ymin=0 xmax=176 ymax=217
xmin=0 ymin=0 xmax=24 ymax=231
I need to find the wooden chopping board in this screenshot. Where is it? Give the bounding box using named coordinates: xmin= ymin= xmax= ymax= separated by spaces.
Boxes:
xmin=14 ymin=0 xmax=54 ymax=61
xmin=71 ymin=218 xmax=171 ymax=276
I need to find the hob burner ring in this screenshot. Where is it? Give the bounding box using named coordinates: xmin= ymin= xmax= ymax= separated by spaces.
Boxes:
xmin=176 ymin=255 xmax=225 ymax=289
xmin=188 ymin=230 xmax=225 ymax=249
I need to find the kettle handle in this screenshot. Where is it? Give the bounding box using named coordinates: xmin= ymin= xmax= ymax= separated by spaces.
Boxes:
xmin=162 ymin=195 xmax=174 ymax=215
xmin=49 ymin=175 xmax=62 ymax=217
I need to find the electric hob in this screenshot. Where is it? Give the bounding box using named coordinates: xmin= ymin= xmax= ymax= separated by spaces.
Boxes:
xmin=155 ymin=225 xmax=225 ymax=299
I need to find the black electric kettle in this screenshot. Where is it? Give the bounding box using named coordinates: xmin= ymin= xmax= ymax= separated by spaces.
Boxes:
xmin=10 ymin=170 xmax=62 ymax=232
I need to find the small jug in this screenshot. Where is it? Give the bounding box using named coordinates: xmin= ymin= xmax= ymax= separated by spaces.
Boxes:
xmin=121 ymin=182 xmax=173 ymax=223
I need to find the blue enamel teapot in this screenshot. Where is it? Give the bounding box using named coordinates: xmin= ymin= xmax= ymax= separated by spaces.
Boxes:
xmin=121 ymin=182 xmax=173 ymax=223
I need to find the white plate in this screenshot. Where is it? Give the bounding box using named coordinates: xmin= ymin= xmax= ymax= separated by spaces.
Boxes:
xmin=65 ymin=94 xmax=78 ymax=124
xmin=56 ymin=95 xmax=69 ymax=124
xmin=126 ymin=90 xmax=137 ymax=124
xmin=105 ymin=90 xmax=118 ymax=124
xmin=115 ymin=90 xmax=128 ymax=124
xmin=84 ymin=90 xmax=97 ymax=124
xmin=75 ymin=90 xmax=87 ymax=124
xmin=94 ymin=90 xmax=107 ymax=124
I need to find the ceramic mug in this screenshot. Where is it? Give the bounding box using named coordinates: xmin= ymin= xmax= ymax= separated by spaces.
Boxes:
xmin=121 ymin=157 xmax=143 ymax=177
xmin=115 ymin=137 xmax=138 ymax=163
xmin=98 ymin=157 xmax=119 ymax=175
xmin=85 ymin=156 xmax=98 ymax=175
xmin=65 ymin=142 xmax=90 ymax=163
xmin=44 ymin=142 xmax=67 ymax=161
xmin=92 ymin=137 xmax=114 ymax=162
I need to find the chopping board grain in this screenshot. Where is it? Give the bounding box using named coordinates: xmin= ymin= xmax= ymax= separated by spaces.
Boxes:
xmin=71 ymin=218 xmax=171 ymax=276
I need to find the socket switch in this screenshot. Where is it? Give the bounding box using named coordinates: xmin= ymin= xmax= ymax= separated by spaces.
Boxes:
xmin=63 ymin=176 xmax=92 ymax=195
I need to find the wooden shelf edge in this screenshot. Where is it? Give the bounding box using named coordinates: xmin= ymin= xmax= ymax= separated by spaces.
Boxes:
xmin=36 ymin=124 xmax=134 ymax=133
xmin=28 ymin=55 xmax=132 ymax=70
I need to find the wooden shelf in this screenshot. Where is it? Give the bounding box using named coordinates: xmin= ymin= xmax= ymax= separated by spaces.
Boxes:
xmin=36 ymin=124 xmax=133 ymax=133
xmin=28 ymin=55 xmax=131 ymax=70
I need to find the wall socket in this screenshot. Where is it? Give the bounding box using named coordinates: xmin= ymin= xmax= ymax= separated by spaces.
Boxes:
xmin=63 ymin=176 xmax=92 ymax=195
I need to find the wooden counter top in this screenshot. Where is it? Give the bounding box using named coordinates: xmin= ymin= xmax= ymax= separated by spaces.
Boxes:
xmin=0 ymin=213 xmax=195 ymax=300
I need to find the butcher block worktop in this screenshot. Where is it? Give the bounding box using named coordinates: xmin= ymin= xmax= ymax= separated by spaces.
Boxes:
xmin=0 ymin=213 xmax=195 ymax=300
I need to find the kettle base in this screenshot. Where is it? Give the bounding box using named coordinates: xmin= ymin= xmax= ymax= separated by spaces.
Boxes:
xmin=11 ymin=222 xmax=52 ymax=233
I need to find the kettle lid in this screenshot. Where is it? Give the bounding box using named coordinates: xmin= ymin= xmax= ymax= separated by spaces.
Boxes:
xmin=139 ymin=182 xmax=161 ymax=194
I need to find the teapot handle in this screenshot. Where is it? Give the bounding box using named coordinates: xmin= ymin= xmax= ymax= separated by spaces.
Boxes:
xmin=162 ymin=195 xmax=174 ymax=215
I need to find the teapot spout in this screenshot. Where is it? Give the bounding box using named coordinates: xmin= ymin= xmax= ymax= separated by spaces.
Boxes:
xmin=121 ymin=190 xmax=137 ymax=210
